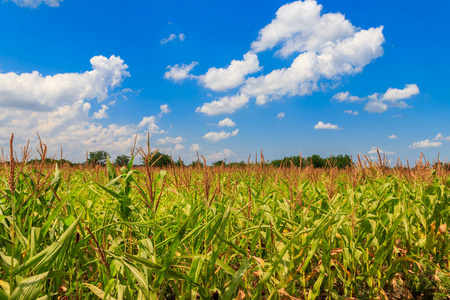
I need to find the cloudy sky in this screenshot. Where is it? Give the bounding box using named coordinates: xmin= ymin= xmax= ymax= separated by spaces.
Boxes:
xmin=0 ymin=0 xmax=449 ymax=164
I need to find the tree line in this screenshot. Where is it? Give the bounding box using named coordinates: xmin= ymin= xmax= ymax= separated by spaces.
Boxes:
xmin=86 ymin=150 xmax=354 ymax=169
xmin=23 ymin=150 xmax=450 ymax=170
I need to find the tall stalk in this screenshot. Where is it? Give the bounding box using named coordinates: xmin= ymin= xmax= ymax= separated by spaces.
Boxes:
xmin=8 ymin=134 xmax=16 ymax=291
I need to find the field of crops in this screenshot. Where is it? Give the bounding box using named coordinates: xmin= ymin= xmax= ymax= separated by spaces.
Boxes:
xmin=1 ymin=139 xmax=450 ymax=299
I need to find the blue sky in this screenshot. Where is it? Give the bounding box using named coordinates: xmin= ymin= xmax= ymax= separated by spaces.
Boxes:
xmin=0 ymin=0 xmax=449 ymax=164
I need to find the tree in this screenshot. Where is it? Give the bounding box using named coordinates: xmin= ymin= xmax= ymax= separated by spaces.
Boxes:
xmin=88 ymin=150 xmax=109 ymax=165
xmin=213 ymin=160 xmax=225 ymax=167
xmin=188 ymin=161 xmax=204 ymax=167
xmin=147 ymin=151 xmax=172 ymax=167
xmin=173 ymin=158 xmax=185 ymax=167
xmin=115 ymin=154 xmax=130 ymax=166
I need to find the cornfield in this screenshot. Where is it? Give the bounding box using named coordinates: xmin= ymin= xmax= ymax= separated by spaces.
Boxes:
xmin=0 ymin=135 xmax=449 ymax=299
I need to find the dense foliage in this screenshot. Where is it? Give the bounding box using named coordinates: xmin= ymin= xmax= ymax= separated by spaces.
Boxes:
xmin=269 ymin=154 xmax=353 ymax=169
xmin=0 ymin=141 xmax=449 ymax=299
xmin=88 ymin=150 xmax=110 ymax=166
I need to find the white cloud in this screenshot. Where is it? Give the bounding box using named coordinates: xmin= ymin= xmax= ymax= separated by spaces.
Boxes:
xmin=159 ymin=104 xmax=171 ymax=115
xmin=9 ymin=0 xmax=62 ymax=8
xmin=333 ymin=91 xmax=364 ymax=102
xmin=434 ymin=133 xmax=450 ymax=142
xmin=382 ymin=84 xmax=420 ymax=101
xmin=190 ymin=144 xmax=200 ymax=152
xmin=333 ymin=84 xmax=420 ymax=113
xmin=174 ymin=144 xmax=184 ymax=151
xmin=364 ymin=84 xmax=419 ymax=113
xmin=160 ymin=33 xmax=186 ymax=45
xmin=218 ymin=117 xmax=236 ymax=127
xmin=164 ymin=62 xmax=198 ymax=81
xmin=388 ymin=134 xmax=398 ymax=140
xmin=364 ymin=100 xmax=388 ymax=113
xmin=277 ymin=112 xmax=285 ymax=119
xmin=368 ymin=147 xmax=395 ymax=155
xmin=93 ymin=105 xmax=109 ymax=119
xmin=138 ymin=116 xmax=163 ymax=133
xmin=158 ymin=143 xmax=185 ymax=157
xmin=156 ymin=136 xmax=185 ymax=145
xmin=203 ymin=129 xmax=239 ymax=142
xmin=314 ymin=121 xmax=341 ymax=130
xmin=0 ymin=55 xmax=129 ymax=110
xmin=0 ymin=56 xmax=178 ymax=162
xmin=242 ymin=27 xmax=385 ymax=104
xmin=408 ymin=139 xmax=442 ymax=149
xmin=165 ymin=0 xmax=384 ymax=114
xmin=199 ymin=52 xmax=260 ymax=91
xmin=344 ymin=110 xmax=358 ymax=115
xmin=205 ymin=149 xmax=236 ymax=162
xmin=0 ymin=101 xmax=155 ymax=162
xmin=251 ymin=0 xmax=355 ymax=57
xmin=161 ymin=34 xmax=177 ymax=45
xmin=196 ymin=94 xmax=249 ymax=116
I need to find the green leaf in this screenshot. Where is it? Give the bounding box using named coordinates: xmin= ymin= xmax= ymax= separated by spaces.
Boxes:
xmin=222 ymin=258 xmax=251 ymax=300
xmin=84 ymin=283 xmax=117 ymax=300
xmin=107 ymin=156 xmax=117 ymax=181
xmin=9 ymin=272 xmax=48 ymax=300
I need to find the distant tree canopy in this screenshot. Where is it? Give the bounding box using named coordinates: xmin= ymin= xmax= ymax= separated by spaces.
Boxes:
xmin=212 ymin=160 xmax=225 ymax=167
xmin=173 ymin=159 xmax=185 ymax=167
xmin=269 ymin=154 xmax=352 ymax=169
xmin=146 ymin=151 xmax=182 ymax=167
xmin=211 ymin=160 xmax=246 ymax=168
xmin=188 ymin=161 xmax=204 ymax=167
xmin=28 ymin=158 xmax=73 ymax=166
xmin=115 ymin=155 xmax=130 ymax=166
xmin=87 ymin=150 xmax=109 ymax=165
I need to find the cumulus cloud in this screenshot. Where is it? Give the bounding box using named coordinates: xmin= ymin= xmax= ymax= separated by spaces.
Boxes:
xmin=242 ymin=27 xmax=384 ymax=104
xmin=138 ymin=116 xmax=164 ymax=133
xmin=277 ymin=112 xmax=285 ymax=119
xmin=169 ymin=0 xmax=385 ymax=114
xmin=0 ymin=55 xmax=129 ymax=110
xmin=205 ymin=149 xmax=236 ymax=162
xmin=93 ymin=105 xmax=109 ymax=119
xmin=8 ymin=0 xmax=62 ymax=8
xmin=157 ymin=143 xmax=185 ymax=157
xmin=196 ymin=94 xmax=249 ymax=116
xmin=364 ymin=100 xmax=388 ymax=113
xmin=333 ymin=91 xmax=364 ymax=102
xmin=218 ymin=117 xmax=236 ymax=127
xmin=0 ymin=100 xmax=158 ymax=162
xmin=164 ymin=62 xmax=198 ymax=81
xmin=160 ymin=33 xmax=186 ymax=45
xmin=159 ymin=104 xmax=171 ymax=116
xmin=251 ymin=0 xmax=355 ymax=57
xmin=0 ymin=56 xmax=177 ymax=162
xmin=365 ymin=84 xmax=419 ymax=113
xmin=368 ymin=147 xmax=395 ymax=155
xmin=434 ymin=133 xmax=450 ymax=142
xmin=314 ymin=121 xmax=341 ymax=130
xmin=408 ymin=139 xmax=442 ymax=149
xmin=344 ymin=110 xmax=358 ymax=115
xmin=199 ymin=52 xmax=260 ymax=91
xmin=156 ymin=136 xmax=185 ymax=145
xmin=190 ymin=144 xmax=200 ymax=152
xmin=382 ymin=84 xmax=420 ymax=101
xmin=333 ymin=84 xmax=420 ymax=113
xmin=388 ymin=134 xmax=398 ymax=140
xmin=203 ymin=129 xmax=239 ymax=142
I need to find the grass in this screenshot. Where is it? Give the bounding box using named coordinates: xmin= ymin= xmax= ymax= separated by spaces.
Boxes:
xmin=0 ymin=136 xmax=449 ymax=299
